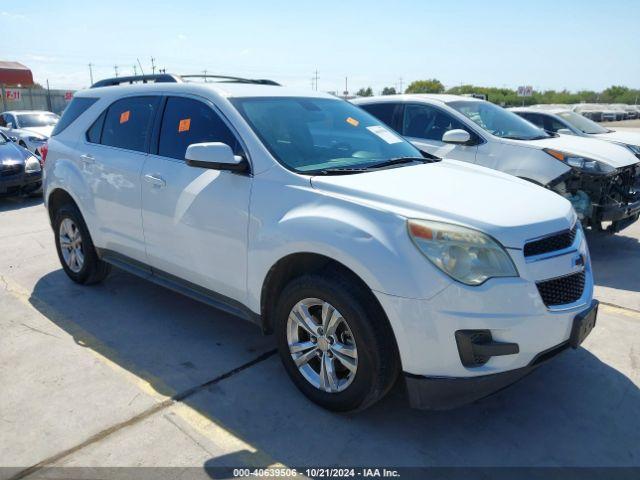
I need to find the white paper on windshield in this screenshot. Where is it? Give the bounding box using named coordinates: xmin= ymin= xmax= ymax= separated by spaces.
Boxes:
xmin=366 ymin=125 xmax=403 ymax=144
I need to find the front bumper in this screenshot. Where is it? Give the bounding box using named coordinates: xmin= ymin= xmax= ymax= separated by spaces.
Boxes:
xmin=0 ymin=171 xmax=42 ymax=196
xmin=374 ymin=224 xmax=594 ymax=409
xmin=598 ymin=197 xmax=640 ymax=223
xmin=405 ymin=341 xmax=570 ymax=410
xmin=405 ymin=299 xmax=598 ymax=410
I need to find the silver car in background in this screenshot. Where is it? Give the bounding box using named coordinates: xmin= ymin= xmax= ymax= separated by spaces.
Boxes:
xmin=0 ymin=110 xmax=60 ymax=156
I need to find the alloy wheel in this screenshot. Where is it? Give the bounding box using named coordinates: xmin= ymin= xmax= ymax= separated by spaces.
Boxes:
xmin=286 ymin=298 xmax=358 ymax=393
xmin=59 ymin=218 xmax=84 ymax=273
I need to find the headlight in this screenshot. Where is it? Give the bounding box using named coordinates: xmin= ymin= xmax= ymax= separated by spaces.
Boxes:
xmin=544 ymin=149 xmax=615 ymax=174
xmin=24 ymin=155 xmax=41 ymax=173
xmin=407 ymin=219 xmax=518 ymax=286
xmin=27 ymin=136 xmax=46 ymax=143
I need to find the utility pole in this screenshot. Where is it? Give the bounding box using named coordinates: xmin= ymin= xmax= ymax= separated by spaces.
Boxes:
xmin=151 ymin=57 xmax=156 ymax=75
xmin=114 ymin=65 xmax=119 ymax=77
xmin=313 ymin=69 xmax=319 ymax=91
xmin=88 ymin=63 xmax=94 ymax=85
xmin=133 ymin=65 xmax=137 ymax=76
xmin=203 ymin=69 xmax=208 ymax=82
xmin=344 ymin=77 xmax=348 ymax=97
xmin=398 ymin=77 xmax=403 ymax=93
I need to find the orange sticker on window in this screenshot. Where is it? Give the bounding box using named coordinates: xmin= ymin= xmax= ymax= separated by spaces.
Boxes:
xmin=119 ymin=111 xmax=130 ymax=124
xmin=178 ymin=118 xmax=191 ymax=133
xmin=346 ymin=117 xmax=359 ymax=127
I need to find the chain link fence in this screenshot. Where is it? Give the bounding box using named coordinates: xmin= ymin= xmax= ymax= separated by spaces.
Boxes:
xmin=0 ymin=85 xmax=76 ymax=115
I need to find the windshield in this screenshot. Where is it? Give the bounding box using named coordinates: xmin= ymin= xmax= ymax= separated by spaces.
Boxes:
xmin=557 ymin=111 xmax=609 ymax=134
xmin=449 ymin=101 xmax=550 ymax=140
xmin=231 ymin=97 xmax=423 ymax=173
xmin=16 ymin=113 xmax=59 ymax=128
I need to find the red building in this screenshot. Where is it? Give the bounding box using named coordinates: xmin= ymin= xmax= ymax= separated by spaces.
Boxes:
xmin=0 ymin=61 xmax=34 ymax=86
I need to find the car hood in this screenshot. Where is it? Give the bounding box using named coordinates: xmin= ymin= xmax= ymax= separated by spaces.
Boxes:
xmin=591 ymin=129 xmax=640 ymax=148
xmin=20 ymin=126 xmax=54 ymax=138
xmin=310 ymin=160 xmax=575 ymax=248
xmin=515 ymin=134 xmax=639 ymax=168
xmin=0 ymin=141 xmax=30 ymax=163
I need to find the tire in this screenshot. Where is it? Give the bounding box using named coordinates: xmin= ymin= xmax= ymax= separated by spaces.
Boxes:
xmin=275 ymin=271 xmax=399 ymax=412
xmin=53 ymin=203 xmax=110 ymax=285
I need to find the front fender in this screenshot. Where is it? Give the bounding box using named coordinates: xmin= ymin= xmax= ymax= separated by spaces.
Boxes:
xmin=246 ymin=183 xmax=452 ymax=314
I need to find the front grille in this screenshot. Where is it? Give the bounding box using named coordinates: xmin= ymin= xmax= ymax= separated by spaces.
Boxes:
xmin=537 ymin=271 xmax=585 ymax=307
xmin=524 ymin=224 xmax=577 ymax=257
xmin=0 ymin=163 xmax=23 ymax=177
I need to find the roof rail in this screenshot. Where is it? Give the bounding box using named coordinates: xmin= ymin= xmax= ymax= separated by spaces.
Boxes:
xmin=180 ymin=74 xmax=280 ymax=86
xmin=90 ymin=73 xmax=281 ymax=89
xmin=90 ymin=74 xmax=182 ymax=88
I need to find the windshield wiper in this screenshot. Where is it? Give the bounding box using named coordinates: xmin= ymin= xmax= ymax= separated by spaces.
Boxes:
xmin=364 ymin=157 xmax=432 ymax=169
xmin=313 ymin=167 xmax=371 ymax=175
xmin=310 ymin=157 xmax=432 ymax=175
xmin=502 ymin=134 xmax=549 ymax=141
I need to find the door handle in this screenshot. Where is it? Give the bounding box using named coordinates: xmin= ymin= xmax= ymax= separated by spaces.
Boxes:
xmin=79 ymin=154 xmax=95 ymax=164
xmin=144 ymin=174 xmax=166 ymax=188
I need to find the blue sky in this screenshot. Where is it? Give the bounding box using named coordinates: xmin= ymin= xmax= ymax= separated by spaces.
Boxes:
xmin=1 ymin=0 xmax=639 ymax=93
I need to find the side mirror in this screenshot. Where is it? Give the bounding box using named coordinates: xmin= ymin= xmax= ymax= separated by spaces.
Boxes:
xmin=557 ymin=128 xmax=575 ymax=136
xmin=9 ymin=136 xmax=18 ymax=142
xmin=185 ymin=142 xmax=248 ymax=172
xmin=442 ymin=129 xmax=471 ymax=145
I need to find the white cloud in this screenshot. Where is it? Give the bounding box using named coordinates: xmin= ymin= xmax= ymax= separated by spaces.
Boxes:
xmin=1 ymin=11 xmax=26 ymax=19
xmin=26 ymin=54 xmax=58 ymax=62
xmin=177 ymin=34 xmax=187 ymax=40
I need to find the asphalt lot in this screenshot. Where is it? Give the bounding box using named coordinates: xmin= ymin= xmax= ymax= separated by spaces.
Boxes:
xmin=1 ymin=129 xmax=639 ymax=477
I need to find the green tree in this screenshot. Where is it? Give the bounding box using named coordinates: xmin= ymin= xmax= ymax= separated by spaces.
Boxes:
xmin=356 ymin=87 xmax=373 ymax=97
xmin=405 ymin=79 xmax=444 ymax=94
xmin=381 ymin=86 xmax=397 ymax=95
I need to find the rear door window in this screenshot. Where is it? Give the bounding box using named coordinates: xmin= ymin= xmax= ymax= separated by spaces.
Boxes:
xmin=359 ymin=103 xmax=401 ymax=132
xmin=157 ymin=96 xmax=242 ymax=160
xmin=519 ymin=112 xmax=545 ymax=129
xmin=101 ymin=96 xmax=160 ymax=152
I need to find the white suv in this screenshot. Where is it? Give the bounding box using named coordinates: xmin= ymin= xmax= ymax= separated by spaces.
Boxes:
xmin=43 ymin=74 xmax=597 ymax=411
xmin=354 ymin=95 xmax=640 ymax=232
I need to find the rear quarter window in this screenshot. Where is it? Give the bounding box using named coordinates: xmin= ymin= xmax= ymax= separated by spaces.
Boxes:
xmin=51 ymin=97 xmax=98 ymax=136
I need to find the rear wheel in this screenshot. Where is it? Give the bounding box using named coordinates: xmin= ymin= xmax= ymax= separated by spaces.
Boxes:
xmin=53 ymin=204 xmax=110 ymax=284
xmin=275 ymin=272 xmax=399 ymax=412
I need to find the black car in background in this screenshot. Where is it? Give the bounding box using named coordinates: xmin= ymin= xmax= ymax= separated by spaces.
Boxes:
xmin=0 ymin=131 xmax=42 ymax=197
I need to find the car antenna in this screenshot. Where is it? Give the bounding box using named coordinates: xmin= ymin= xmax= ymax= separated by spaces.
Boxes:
xmin=137 ymin=58 xmax=145 ymax=77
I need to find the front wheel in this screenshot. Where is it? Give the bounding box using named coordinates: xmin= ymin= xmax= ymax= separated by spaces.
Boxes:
xmin=275 ymin=272 xmax=399 ymax=412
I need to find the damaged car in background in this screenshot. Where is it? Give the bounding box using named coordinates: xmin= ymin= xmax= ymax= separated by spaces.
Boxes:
xmin=354 ymin=95 xmax=640 ymax=233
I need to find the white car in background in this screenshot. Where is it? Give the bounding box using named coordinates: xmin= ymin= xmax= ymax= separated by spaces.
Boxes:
xmin=43 ymin=74 xmax=597 ymax=412
xmin=354 ymin=95 xmax=640 ymax=232
xmin=510 ymin=107 xmax=640 ymax=158
xmin=571 ymin=104 xmax=604 ymax=122
xmin=0 ymin=110 xmax=60 ymax=156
